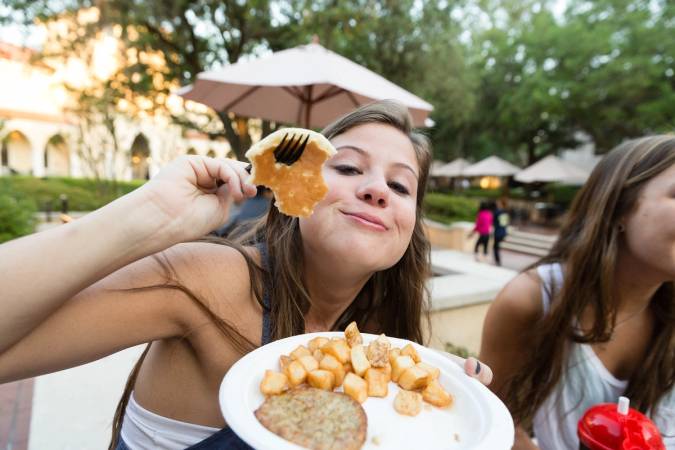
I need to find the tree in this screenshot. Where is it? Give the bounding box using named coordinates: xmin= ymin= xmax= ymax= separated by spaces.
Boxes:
xmin=460 ymin=0 xmax=675 ymax=163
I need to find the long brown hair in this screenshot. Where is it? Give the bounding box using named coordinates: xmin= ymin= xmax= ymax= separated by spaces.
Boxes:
xmin=109 ymin=99 xmax=432 ymax=447
xmin=504 ymin=135 xmax=675 ymax=427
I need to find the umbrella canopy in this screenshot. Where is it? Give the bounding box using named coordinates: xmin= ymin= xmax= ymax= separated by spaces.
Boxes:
xmin=515 ymin=155 xmax=590 ymax=184
xmin=431 ymin=158 xmax=470 ymax=177
xmin=462 ymin=156 xmax=520 ymax=177
xmin=177 ymin=43 xmax=433 ymax=128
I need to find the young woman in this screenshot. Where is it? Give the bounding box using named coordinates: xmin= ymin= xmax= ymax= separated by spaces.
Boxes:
xmin=480 ymin=135 xmax=675 ymax=449
xmin=471 ymin=201 xmax=493 ymax=262
xmin=0 ymin=100 xmax=492 ymax=450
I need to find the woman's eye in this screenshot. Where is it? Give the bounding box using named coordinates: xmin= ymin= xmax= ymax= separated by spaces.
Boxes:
xmin=335 ymin=165 xmax=361 ymax=175
xmin=389 ymin=181 xmax=410 ymax=195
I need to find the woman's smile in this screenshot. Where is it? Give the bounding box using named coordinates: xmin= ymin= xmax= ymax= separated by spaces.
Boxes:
xmin=340 ymin=210 xmax=388 ymax=231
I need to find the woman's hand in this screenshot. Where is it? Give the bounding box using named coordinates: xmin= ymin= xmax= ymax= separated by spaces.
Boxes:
xmin=138 ymin=155 xmax=258 ymax=243
xmin=440 ymin=351 xmax=494 ymax=386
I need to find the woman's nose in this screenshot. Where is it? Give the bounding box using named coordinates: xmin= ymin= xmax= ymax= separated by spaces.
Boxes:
xmin=357 ymin=179 xmax=389 ymax=208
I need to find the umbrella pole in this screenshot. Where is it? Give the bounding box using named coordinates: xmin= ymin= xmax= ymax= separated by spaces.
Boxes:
xmin=304 ymin=85 xmax=313 ymax=128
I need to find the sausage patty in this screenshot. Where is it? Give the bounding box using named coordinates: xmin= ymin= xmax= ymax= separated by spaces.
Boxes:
xmin=254 ymin=386 xmax=367 ymax=450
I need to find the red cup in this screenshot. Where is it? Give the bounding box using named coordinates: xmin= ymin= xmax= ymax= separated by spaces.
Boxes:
xmin=578 ymin=397 xmax=665 ymax=450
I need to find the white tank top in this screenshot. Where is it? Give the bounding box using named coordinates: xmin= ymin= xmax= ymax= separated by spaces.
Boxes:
xmin=533 ymin=263 xmax=675 ymax=449
xmin=120 ymin=392 xmax=219 ymax=450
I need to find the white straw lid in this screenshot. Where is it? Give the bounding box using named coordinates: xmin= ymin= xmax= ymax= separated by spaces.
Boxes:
xmin=617 ymin=396 xmax=630 ymax=415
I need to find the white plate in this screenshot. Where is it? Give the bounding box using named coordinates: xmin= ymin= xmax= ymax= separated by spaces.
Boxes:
xmin=220 ymin=332 xmax=514 ymax=449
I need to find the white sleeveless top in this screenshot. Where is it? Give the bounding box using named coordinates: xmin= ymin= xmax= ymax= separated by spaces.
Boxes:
xmin=120 ymin=392 xmax=219 ymax=450
xmin=533 ymin=263 xmax=675 ymax=449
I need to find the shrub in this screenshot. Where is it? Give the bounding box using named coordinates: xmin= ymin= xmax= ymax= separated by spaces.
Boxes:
xmin=548 ymin=184 xmax=582 ymax=207
xmin=423 ymin=193 xmax=478 ymax=223
xmin=0 ymin=184 xmax=37 ymax=243
xmin=0 ymin=176 xmax=145 ymax=211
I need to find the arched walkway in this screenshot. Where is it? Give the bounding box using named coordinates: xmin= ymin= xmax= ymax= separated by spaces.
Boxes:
xmin=130 ymin=133 xmax=150 ymax=180
xmin=2 ymin=130 xmax=32 ymax=174
xmin=44 ymin=134 xmax=70 ymax=176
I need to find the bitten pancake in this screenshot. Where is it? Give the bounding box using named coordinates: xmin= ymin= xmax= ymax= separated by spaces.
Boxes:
xmin=254 ymin=386 xmax=367 ymax=450
xmin=245 ymin=128 xmax=336 ymax=217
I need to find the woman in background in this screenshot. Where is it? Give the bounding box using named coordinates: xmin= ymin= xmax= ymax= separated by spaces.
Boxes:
xmin=480 ymin=135 xmax=675 ymax=449
xmin=471 ymin=201 xmax=493 ymax=262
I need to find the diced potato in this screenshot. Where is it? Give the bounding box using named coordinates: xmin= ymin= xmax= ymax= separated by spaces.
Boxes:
xmin=259 ymin=370 xmax=289 ymax=396
xmin=345 ymin=321 xmax=363 ymax=347
xmin=391 ymin=355 xmax=415 ymax=383
xmin=319 ymin=354 xmax=346 ymax=387
xmin=365 ymin=368 xmax=388 ymax=397
xmin=389 ymin=348 xmax=401 ymax=364
xmin=322 ymin=339 xmax=351 ymax=364
xmin=290 ymin=345 xmax=312 ymax=360
xmin=344 ymin=362 xmax=353 ymax=374
xmin=343 ymin=373 xmax=368 ymax=403
xmin=297 ymin=355 xmax=319 ymax=373
xmin=351 ymin=344 xmax=371 ymax=377
xmin=308 ymin=336 xmax=329 ymax=352
xmin=279 ymin=355 xmax=292 ymax=371
xmin=285 ymin=360 xmax=307 ymax=387
xmin=307 ymin=369 xmax=335 ymax=391
xmin=367 ymin=337 xmax=390 ymax=368
xmin=394 ymin=389 xmax=423 ymax=416
xmin=312 ymin=349 xmax=324 ymax=362
xmin=372 ymin=363 xmax=392 ymax=383
xmin=416 ymin=362 xmax=440 ymax=380
xmin=423 ymin=380 xmax=454 ymax=408
xmin=400 ymin=343 xmax=421 ymax=363
xmin=398 ymin=366 xmax=430 ymax=391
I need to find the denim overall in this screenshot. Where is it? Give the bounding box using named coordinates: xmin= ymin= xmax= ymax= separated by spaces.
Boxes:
xmin=116 ymin=244 xmax=273 ymax=450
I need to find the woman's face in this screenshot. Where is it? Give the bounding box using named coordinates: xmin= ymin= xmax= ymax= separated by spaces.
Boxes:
xmin=622 ymin=162 xmax=675 ymax=281
xmin=299 ymin=123 xmax=420 ymax=273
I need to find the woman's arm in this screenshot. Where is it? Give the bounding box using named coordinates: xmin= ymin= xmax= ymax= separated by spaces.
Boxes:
xmin=479 ymin=270 xmax=544 ymax=449
xmin=0 ymin=242 xmax=252 ymax=383
xmin=0 ymin=156 xmax=255 ymax=374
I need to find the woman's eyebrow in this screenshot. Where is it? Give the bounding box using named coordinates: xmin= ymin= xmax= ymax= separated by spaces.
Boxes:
xmin=335 ymin=145 xmax=418 ymax=178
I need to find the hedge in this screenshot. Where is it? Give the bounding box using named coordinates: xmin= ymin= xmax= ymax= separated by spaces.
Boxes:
xmin=0 ymin=176 xmax=146 ymax=212
xmin=0 ymin=183 xmax=37 ymax=243
xmin=423 ymin=193 xmax=478 ymax=223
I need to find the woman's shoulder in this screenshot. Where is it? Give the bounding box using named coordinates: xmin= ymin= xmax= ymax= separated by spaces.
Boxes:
xmin=491 ymin=269 xmax=545 ymax=324
xmin=160 ymin=241 xmax=262 ymax=309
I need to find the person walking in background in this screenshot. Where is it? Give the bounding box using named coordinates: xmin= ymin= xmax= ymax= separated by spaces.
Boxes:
xmin=479 ymin=135 xmax=675 ymax=449
xmin=470 ymin=201 xmax=493 ymax=262
xmin=492 ymin=198 xmax=510 ymax=266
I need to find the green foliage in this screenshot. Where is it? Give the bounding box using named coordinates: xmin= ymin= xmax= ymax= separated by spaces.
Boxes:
xmin=460 ymin=0 xmax=675 ymax=162
xmin=0 ymin=177 xmax=144 ymax=211
xmin=547 ymin=184 xmax=581 ymax=207
xmin=3 ymin=0 xmax=673 ymax=165
xmin=444 ymin=342 xmax=475 ymax=359
xmin=423 ymin=193 xmax=478 ymax=223
xmin=0 ymin=183 xmax=37 ymax=243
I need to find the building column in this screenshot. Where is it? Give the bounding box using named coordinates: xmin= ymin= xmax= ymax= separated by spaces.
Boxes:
xmin=31 ymin=136 xmax=48 ymax=178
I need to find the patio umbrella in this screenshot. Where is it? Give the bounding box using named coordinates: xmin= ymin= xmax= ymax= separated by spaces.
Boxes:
xmin=431 ymin=158 xmax=470 ymax=177
xmin=515 ymin=155 xmax=590 ymax=184
xmin=177 ymin=43 xmax=433 ymax=128
xmin=462 ymin=156 xmax=520 ymax=177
